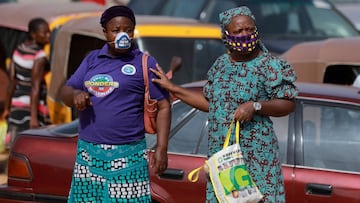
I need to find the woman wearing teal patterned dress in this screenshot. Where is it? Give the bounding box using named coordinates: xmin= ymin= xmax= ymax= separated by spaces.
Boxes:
xmin=151 ymin=6 xmax=298 ymax=203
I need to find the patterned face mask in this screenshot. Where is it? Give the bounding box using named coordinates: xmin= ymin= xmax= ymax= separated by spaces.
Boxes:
xmin=223 ymin=30 xmax=259 ymax=53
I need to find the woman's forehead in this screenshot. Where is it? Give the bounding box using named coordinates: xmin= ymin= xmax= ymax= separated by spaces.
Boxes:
xmin=228 ymin=16 xmax=255 ymax=29
xmin=106 ymin=16 xmax=134 ymax=28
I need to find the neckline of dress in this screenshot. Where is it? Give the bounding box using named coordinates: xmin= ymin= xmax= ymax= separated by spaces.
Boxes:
xmin=229 ymin=50 xmax=266 ymax=64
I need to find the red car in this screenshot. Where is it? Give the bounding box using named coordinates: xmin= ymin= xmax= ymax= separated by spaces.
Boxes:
xmin=0 ymin=81 xmax=360 ymax=203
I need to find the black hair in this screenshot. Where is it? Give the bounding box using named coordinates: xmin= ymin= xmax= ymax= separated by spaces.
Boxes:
xmin=100 ymin=5 xmax=136 ymax=28
xmin=27 ymin=18 xmax=48 ymax=40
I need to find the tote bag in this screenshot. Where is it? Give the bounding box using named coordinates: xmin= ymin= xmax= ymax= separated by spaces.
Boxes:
xmin=188 ymin=120 xmax=263 ymax=203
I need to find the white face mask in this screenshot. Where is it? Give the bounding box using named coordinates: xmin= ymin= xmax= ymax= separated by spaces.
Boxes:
xmin=114 ymin=32 xmax=132 ymax=49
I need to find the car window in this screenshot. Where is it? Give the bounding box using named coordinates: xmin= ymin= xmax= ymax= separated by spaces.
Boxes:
xmin=205 ymin=0 xmax=359 ymax=39
xmin=302 ymin=103 xmax=360 ymax=172
xmin=306 ymin=4 xmax=358 ymax=37
xmin=66 ymin=35 xmax=225 ymax=85
xmin=170 ymin=100 xmax=197 ymax=128
xmin=146 ymin=100 xmax=205 ymax=150
xmin=67 ymin=34 xmax=105 ymax=79
xmin=0 ymin=27 xmax=26 ymax=58
xmin=323 ymin=65 xmax=360 ymax=85
xmin=271 ymin=115 xmax=290 ymax=164
xmin=161 ymin=0 xmax=207 ymax=18
xmin=205 ymin=0 xmax=238 ymax=23
xmin=137 ymin=38 xmax=225 ymax=84
xmin=168 ymin=102 xmax=208 ymax=156
xmin=127 ymin=0 xmax=166 ymax=15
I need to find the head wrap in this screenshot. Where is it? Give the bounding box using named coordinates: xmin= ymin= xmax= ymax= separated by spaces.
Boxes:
xmin=219 ymin=6 xmax=255 ymax=31
xmin=100 ymin=5 xmax=136 ymax=28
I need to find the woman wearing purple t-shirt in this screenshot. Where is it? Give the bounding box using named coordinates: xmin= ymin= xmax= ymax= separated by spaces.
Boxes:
xmin=61 ymin=6 xmax=171 ymax=203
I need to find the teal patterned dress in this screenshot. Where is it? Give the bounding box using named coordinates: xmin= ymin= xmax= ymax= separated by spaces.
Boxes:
xmin=203 ymin=48 xmax=298 ymax=203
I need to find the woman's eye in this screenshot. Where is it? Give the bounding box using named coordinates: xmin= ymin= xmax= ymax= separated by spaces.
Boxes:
xmin=125 ymin=29 xmax=134 ymax=34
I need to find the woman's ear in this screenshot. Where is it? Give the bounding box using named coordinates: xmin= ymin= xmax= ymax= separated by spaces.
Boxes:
xmin=29 ymin=31 xmax=36 ymax=41
xmin=102 ymin=28 xmax=107 ymax=39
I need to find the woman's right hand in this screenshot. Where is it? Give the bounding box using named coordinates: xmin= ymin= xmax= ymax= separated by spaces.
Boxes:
xmin=73 ymin=90 xmax=92 ymax=111
xmin=150 ymin=65 xmax=175 ymax=91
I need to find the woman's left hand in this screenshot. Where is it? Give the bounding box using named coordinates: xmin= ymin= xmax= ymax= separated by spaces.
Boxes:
xmin=233 ymin=101 xmax=255 ymax=123
xmin=151 ymin=146 xmax=168 ymax=175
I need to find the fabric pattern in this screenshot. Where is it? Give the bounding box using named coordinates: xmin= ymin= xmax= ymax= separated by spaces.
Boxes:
xmin=203 ymin=49 xmax=298 ymax=203
xmin=219 ymin=6 xmax=256 ymax=31
xmin=68 ymin=139 xmax=151 ymax=203
xmin=8 ymin=43 xmax=50 ymax=136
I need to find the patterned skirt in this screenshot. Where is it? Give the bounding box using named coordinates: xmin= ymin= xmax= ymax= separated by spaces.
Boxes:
xmin=68 ymin=139 xmax=151 ymax=203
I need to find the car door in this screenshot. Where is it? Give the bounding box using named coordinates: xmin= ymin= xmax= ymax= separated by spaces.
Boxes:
xmin=292 ymin=100 xmax=360 ymax=203
xmin=271 ymin=112 xmax=296 ymax=203
xmin=149 ymin=101 xmax=208 ymax=203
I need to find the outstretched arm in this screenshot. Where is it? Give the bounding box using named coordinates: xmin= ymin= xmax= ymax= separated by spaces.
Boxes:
xmin=234 ymin=99 xmax=295 ymax=122
xmin=150 ymin=66 xmax=209 ymax=112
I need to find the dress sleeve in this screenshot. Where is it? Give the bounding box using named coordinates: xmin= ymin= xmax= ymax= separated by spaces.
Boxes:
xmin=264 ymin=57 xmax=298 ymax=100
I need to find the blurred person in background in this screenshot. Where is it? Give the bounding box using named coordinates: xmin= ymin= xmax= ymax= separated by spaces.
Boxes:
xmin=8 ymin=17 xmax=51 ymax=138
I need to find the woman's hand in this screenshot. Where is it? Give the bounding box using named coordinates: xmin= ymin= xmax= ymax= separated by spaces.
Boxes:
xmin=150 ymin=65 xmax=175 ymax=91
xmin=233 ymin=101 xmax=255 ymax=123
xmin=151 ymin=146 xmax=168 ymax=175
xmin=73 ymin=90 xmax=92 ymax=111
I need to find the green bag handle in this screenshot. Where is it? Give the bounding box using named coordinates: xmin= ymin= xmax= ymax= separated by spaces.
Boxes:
xmin=188 ymin=120 xmax=240 ymax=183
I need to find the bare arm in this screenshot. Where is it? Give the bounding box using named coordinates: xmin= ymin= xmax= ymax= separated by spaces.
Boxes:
xmin=8 ymin=62 xmax=16 ymax=112
xmin=150 ymin=98 xmax=171 ymax=174
xmin=234 ymin=99 xmax=296 ymax=122
xmin=60 ymin=85 xmax=92 ymax=111
xmin=257 ymin=99 xmax=295 ymax=117
xmin=150 ymin=67 xmax=209 ymax=112
xmin=30 ymin=58 xmax=47 ymax=128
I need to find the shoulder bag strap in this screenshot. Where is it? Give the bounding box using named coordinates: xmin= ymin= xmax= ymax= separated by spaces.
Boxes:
xmin=142 ymin=53 xmax=149 ymax=88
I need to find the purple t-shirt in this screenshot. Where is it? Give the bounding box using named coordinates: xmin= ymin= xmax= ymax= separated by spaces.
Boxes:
xmin=66 ymin=44 xmax=169 ymax=144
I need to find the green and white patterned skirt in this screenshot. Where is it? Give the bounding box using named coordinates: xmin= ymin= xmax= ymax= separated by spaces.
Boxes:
xmin=67 ymin=138 xmax=151 ymax=203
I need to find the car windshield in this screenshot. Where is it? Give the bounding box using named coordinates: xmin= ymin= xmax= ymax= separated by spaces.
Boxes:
xmin=136 ymin=37 xmax=226 ymax=84
xmin=64 ymin=35 xmax=225 ymax=87
xmin=208 ymin=0 xmax=359 ymax=39
xmin=131 ymin=0 xmax=359 ymax=40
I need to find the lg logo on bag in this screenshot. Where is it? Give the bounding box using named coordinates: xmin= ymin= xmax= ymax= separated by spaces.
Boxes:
xmin=218 ymin=165 xmax=255 ymax=195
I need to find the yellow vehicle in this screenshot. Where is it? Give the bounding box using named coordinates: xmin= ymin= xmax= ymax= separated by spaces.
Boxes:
xmin=0 ymin=1 xmax=105 ymax=123
xmin=48 ymin=15 xmax=226 ymax=124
